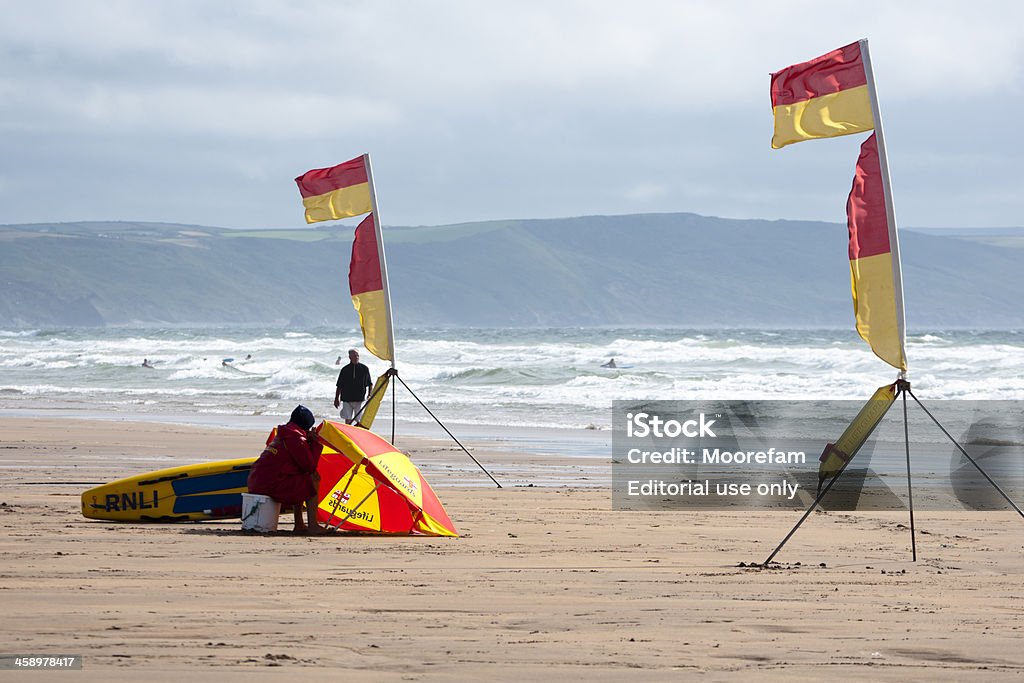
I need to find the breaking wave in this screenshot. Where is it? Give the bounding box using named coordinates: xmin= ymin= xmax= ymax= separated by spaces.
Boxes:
xmin=0 ymin=325 xmax=1021 ymax=430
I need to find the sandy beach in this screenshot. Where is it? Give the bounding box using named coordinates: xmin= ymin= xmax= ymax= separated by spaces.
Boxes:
xmin=1 ymin=416 xmax=1023 ymax=680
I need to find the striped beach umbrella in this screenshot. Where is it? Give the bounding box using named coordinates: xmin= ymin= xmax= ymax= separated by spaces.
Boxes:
xmin=313 ymin=420 xmax=457 ymax=537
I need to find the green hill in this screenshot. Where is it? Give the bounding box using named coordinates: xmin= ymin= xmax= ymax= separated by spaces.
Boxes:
xmin=1 ymin=214 xmax=1021 ymax=328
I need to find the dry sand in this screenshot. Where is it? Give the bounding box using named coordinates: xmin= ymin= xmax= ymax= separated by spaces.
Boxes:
xmin=1 ymin=417 xmax=1023 ymax=680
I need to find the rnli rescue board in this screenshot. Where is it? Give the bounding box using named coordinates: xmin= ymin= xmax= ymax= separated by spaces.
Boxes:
xmin=81 ymin=457 xmax=256 ymax=522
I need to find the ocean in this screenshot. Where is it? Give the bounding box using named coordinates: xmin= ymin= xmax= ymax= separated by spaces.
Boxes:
xmin=1 ymin=326 xmax=1022 ymax=427
xmin=1 ymin=325 xmax=1021 ymax=431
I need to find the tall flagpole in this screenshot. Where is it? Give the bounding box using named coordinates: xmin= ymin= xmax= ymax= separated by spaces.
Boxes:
xmin=361 ymin=153 xmax=397 ymax=368
xmin=860 ymin=39 xmax=908 ymax=377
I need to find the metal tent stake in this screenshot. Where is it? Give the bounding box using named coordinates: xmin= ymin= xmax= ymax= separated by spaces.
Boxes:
xmin=902 ymin=383 xmax=917 ymax=561
xmin=761 ymin=446 xmax=866 ymax=566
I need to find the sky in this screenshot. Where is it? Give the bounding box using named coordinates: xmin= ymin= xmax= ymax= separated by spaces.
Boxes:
xmin=1 ymin=1 xmax=1023 ymax=230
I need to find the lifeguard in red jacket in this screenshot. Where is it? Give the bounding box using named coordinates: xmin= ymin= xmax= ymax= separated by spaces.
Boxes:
xmin=248 ymin=405 xmax=327 ymax=534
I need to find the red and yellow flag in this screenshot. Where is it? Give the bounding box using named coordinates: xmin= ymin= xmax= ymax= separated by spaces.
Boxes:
xmin=350 ymin=214 xmax=393 ymax=362
xmin=771 ymin=41 xmax=875 ymax=149
xmin=847 ymin=133 xmax=906 ymax=371
xmin=295 ymin=154 xmax=395 ymax=364
xmin=355 ymin=371 xmax=391 ymax=429
xmin=817 ymin=382 xmax=898 ymax=488
xmin=294 ymin=155 xmax=373 ymax=224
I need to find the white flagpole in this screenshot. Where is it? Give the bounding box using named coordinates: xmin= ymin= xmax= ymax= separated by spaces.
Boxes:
xmin=859 ymin=38 xmax=908 ymax=376
xmin=361 ymin=153 xmax=397 ymax=368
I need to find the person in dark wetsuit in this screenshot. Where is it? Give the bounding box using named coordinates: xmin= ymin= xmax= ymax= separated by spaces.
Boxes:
xmin=247 ymin=405 xmax=327 ymax=534
xmin=334 ymin=349 xmax=372 ymax=425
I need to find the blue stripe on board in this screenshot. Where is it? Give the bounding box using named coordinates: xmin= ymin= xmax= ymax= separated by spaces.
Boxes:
xmin=170 ymin=469 xmax=250 ymax=496
xmin=171 ymin=492 xmax=243 ymax=515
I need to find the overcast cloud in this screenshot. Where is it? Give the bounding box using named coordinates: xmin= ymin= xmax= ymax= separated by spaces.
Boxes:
xmin=1 ymin=1 xmax=1022 ymax=228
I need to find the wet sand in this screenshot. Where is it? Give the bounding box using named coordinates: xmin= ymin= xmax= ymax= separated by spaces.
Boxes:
xmin=1 ymin=417 xmax=1023 ymax=680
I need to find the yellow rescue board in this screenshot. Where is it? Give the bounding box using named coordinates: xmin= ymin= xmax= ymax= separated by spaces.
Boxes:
xmin=81 ymin=457 xmax=257 ymax=522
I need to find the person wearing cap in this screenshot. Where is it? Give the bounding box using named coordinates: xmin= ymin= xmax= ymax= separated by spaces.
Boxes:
xmin=247 ymin=405 xmax=327 ymax=534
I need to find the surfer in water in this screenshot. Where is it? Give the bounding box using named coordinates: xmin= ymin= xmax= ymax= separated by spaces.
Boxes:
xmin=141 ymin=358 xmax=154 ymax=368
xmin=247 ymin=405 xmax=329 ymax=535
xmin=601 ymin=358 xmax=617 ymax=368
